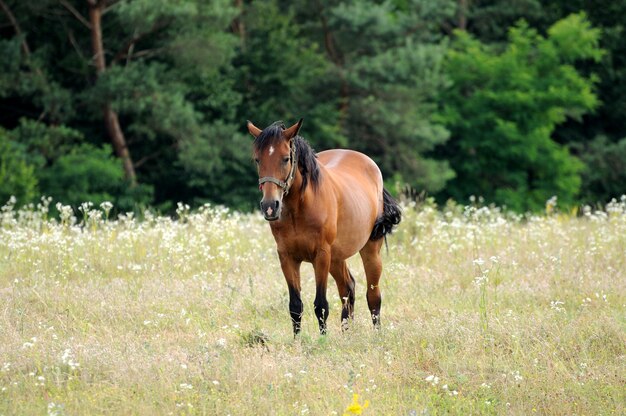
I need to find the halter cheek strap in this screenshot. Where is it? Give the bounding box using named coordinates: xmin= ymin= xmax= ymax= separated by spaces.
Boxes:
xmin=258 ymin=140 xmax=298 ymax=195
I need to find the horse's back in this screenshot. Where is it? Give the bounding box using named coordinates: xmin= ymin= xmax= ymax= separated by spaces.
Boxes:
xmin=317 ymin=149 xmax=383 ymax=258
xmin=318 ymin=149 xmax=383 ymax=190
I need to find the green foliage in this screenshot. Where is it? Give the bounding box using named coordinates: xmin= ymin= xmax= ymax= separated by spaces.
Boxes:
xmin=539 ymin=0 xmax=626 ymax=145
xmin=3 ymin=119 xmax=141 ymax=209
xmin=439 ymin=14 xmax=601 ymax=211
xmin=466 ymin=0 xmax=546 ymax=42
xmin=0 ymin=37 xmax=23 ymax=95
xmin=0 ymin=37 xmax=74 ymax=124
xmin=458 ymin=1 xmax=626 ymax=203
xmin=547 ymin=13 xmax=603 ymax=63
xmin=237 ymin=0 xmax=342 ymax=150
xmin=300 ymin=0 xmax=456 ymax=192
xmin=0 ymin=128 xmax=38 ymax=204
xmin=90 ymin=0 xmax=242 ymax=207
xmin=87 ymin=62 xmax=200 ymax=143
xmin=39 ymin=144 xmax=126 ymax=208
xmin=0 ymin=1 xmax=624 ymax=209
xmin=177 ymin=121 xmax=255 ymax=209
xmin=8 ymin=119 xmax=83 ymax=167
xmin=576 ymin=136 xmax=626 ymax=203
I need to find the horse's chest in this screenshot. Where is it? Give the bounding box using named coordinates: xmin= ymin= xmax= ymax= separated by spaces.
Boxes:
xmin=270 ymin=222 xmax=323 ymax=262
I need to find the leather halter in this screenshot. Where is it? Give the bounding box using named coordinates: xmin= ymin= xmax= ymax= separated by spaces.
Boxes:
xmin=258 ymin=139 xmax=298 ymax=195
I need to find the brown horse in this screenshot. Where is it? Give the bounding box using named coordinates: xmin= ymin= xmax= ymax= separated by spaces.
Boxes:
xmin=247 ymin=119 xmax=401 ymax=335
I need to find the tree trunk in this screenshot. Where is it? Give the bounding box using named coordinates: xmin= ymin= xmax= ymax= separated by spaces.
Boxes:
xmin=0 ymin=0 xmax=48 ymax=85
xmin=232 ymin=0 xmax=246 ymax=51
xmin=88 ymin=0 xmax=137 ymax=186
xmin=0 ymin=0 xmax=30 ymax=56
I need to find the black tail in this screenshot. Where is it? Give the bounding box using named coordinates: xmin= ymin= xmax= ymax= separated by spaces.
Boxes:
xmin=370 ymin=188 xmax=402 ymax=241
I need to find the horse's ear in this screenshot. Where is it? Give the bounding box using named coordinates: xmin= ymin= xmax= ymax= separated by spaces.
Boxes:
xmin=247 ymin=120 xmax=262 ymax=138
xmin=283 ymin=118 xmax=303 ymax=140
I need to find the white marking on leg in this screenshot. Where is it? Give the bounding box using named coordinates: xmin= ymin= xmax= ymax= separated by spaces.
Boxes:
xmin=269 ymin=146 xmax=275 ymax=156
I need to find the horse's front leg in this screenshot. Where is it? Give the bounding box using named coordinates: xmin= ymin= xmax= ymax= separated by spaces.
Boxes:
xmin=278 ymin=252 xmax=303 ymax=336
xmin=313 ymin=247 xmax=331 ymax=334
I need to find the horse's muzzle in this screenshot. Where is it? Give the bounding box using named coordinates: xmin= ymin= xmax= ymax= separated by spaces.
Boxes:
xmin=260 ymin=199 xmax=281 ymax=221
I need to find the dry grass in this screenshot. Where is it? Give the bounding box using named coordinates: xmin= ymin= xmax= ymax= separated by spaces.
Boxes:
xmin=1 ymin=197 xmax=625 ymax=415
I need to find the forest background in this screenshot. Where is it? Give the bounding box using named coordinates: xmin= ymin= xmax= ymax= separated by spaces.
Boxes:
xmin=1 ymin=0 xmax=624 ymax=213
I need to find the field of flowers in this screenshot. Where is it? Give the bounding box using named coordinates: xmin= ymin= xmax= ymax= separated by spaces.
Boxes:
xmin=1 ymin=196 xmax=624 ymax=415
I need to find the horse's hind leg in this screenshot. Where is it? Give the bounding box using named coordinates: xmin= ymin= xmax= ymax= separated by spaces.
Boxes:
xmin=312 ymin=247 xmax=331 ymax=335
xmin=359 ymin=238 xmax=384 ymax=328
xmin=330 ymin=259 xmax=356 ymax=331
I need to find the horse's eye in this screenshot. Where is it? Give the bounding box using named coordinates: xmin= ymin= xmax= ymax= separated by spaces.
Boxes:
xmin=254 ymin=158 xmax=260 ymax=165
xmin=283 ymin=157 xmax=290 ymax=164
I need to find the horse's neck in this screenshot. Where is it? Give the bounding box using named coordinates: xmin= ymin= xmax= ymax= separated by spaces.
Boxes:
xmin=283 ymin=167 xmax=322 ymax=214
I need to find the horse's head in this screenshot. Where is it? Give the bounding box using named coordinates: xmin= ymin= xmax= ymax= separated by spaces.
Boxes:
xmin=248 ymin=119 xmax=303 ymax=221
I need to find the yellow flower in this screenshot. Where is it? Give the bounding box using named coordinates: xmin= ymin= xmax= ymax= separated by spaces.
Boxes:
xmin=343 ymin=394 xmax=370 ymax=416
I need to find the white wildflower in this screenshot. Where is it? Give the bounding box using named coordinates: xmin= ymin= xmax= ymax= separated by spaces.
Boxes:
xmin=100 ymin=201 xmax=113 ymax=218
xmin=61 ymin=349 xmax=80 ymax=370
xmin=550 ymin=300 xmax=565 ymax=312
xmin=425 ymin=375 xmax=439 ymax=386
xmin=47 ymin=402 xmax=64 ymax=416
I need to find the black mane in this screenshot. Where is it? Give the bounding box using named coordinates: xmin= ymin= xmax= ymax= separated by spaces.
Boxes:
xmin=253 ymin=121 xmax=321 ymax=193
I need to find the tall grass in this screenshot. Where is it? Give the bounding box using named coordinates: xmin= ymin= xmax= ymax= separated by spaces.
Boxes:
xmin=1 ymin=196 xmax=624 ymax=415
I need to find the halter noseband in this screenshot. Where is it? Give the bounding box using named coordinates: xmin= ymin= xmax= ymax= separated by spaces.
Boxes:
xmin=258 ymin=139 xmax=298 ymax=195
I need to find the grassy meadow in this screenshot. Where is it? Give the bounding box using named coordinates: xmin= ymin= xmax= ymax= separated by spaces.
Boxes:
xmin=0 ymin=197 xmax=625 ymax=415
